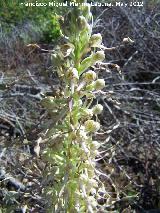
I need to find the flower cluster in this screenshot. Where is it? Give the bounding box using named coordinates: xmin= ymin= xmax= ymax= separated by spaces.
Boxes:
xmin=43 ymin=1 xmax=106 ymax=212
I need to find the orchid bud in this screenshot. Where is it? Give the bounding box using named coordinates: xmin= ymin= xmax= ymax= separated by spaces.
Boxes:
xmin=84 ymin=120 xmax=100 ymax=132
xmin=89 ymin=33 xmax=102 ymax=47
xmin=92 ymin=51 xmax=105 ymax=63
xmin=66 ymin=67 xmax=79 ymax=80
xmin=82 ymin=70 xmax=97 ymax=83
xmin=81 ymin=108 xmax=93 ymax=119
xmin=91 ymin=141 xmax=101 ymax=150
xmin=87 ymin=168 xmax=95 ymax=178
xmin=77 ymin=16 xmax=88 ymax=31
xmin=76 ymin=128 xmax=88 ymax=142
xmin=94 ymin=79 xmax=105 ymax=90
xmin=79 ymin=174 xmax=88 ymax=183
xmin=92 ymin=104 xmax=103 ymax=115
xmin=82 ymin=4 xmax=92 ymax=20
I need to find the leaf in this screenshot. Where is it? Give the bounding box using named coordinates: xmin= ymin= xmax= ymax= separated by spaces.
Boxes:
xmin=78 ymin=56 xmax=92 ymax=74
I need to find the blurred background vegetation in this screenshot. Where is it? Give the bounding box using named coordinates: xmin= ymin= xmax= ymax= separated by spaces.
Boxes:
xmin=0 ymin=0 xmax=66 ymax=43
